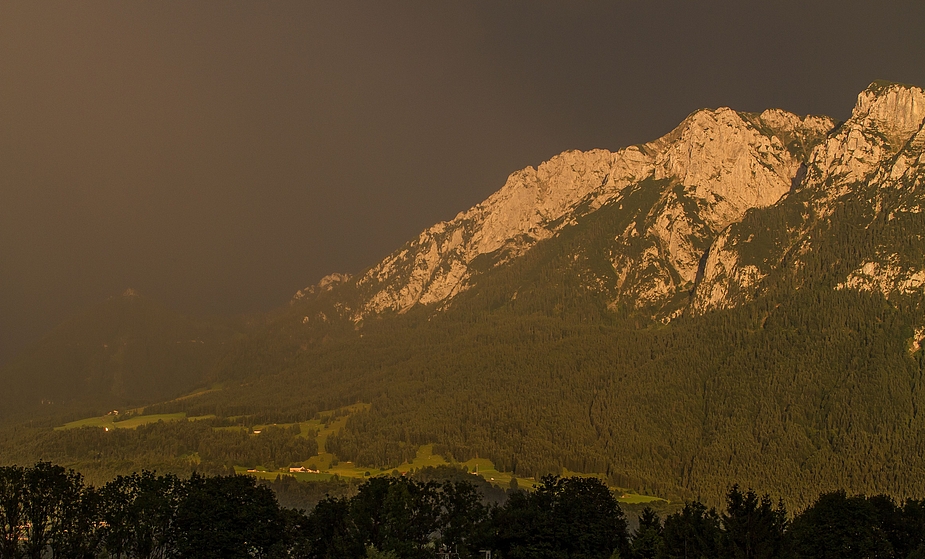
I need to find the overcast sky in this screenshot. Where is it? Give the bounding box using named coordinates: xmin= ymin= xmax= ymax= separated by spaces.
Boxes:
xmin=2 ymin=1 xmax=925 ymax=365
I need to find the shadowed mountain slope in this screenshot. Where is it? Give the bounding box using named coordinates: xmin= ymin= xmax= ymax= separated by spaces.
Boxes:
xmin=0 ymin=291 xmax=250 ymax=421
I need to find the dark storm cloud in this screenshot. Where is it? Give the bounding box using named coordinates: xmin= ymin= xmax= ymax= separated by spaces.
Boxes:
xmin=2 ymin=1 xmax=924 ymax=364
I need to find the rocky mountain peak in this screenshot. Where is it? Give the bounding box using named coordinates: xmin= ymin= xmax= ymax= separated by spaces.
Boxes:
xmin=301 ymin=83 xmax=924 ymax=324
xmin=292 ymin=273 xmax=352 ymax=302
xmin=343 ymin=103 xmax=836 ymax=321
xmin=651 ymin=107 xmax=823 ymax=233
xmin=756 ymin=108 xmax=834 ymax=139
xmin=853 ymin=81 xmax=925 ymax=147
xmin=692 ymin=82 xmax=925 ymax=316
xmin=805 ymin=82 xmax=925 ymax=191
xmin=348 ymin=145 xmax=659 ymax=319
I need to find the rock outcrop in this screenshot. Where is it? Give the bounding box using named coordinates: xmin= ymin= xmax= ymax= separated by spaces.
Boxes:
xmin=692 ymin=82 xmax=925 ymax=314
xmin=350 ymin=147 xmax=654 ymax=318
xmin=292 ymin=273 xmax=352 ymax=302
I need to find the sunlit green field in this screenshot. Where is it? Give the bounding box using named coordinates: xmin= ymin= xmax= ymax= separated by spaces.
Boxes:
xmin=56 ymin=412 xmax=214 ymax=430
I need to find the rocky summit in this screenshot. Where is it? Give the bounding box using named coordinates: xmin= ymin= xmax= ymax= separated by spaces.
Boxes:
xmin=694 ymin=82 xmax=925 ymax=315
xmin=306 ymin=82 xmax=923 ymax=326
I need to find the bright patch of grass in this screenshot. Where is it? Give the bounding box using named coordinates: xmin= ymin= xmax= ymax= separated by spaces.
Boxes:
xmin=233 ymin=466 xmax=335 ymax=482
xmin=616 ymin=492 xmax=665 ymax=504
xmin=56 ymin=412 xmax=214 ymax=430
xmin=55 ymin=415 xmax=116 ymax=430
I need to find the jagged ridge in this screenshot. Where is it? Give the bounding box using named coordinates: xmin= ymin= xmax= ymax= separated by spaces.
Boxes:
xmin=306 ymin=103 xmax=843 ymax=322
xmin=693 ymin=82 xmax=925 ymax=315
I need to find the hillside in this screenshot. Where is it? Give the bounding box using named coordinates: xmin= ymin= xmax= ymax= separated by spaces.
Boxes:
xmin=0 ymin=290 xmax=251 ymax=422
xmin=2 ymin=82 xmax=924 ymax=508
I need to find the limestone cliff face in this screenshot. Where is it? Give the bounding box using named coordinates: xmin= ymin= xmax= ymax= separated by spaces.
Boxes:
xmin=625 ymin=108 xmax=832 ymax=311
xmin=692 ymin=82 xmax=925 ymax=314
xmin=347 ymin=104 xmax=830 ymax=320
xmin=832 ymin=90 xmax=925 ymax=299
xmin=808 ymin=82 xmax=925 ymax=201
xmin=653 ymin=108 xmax=828 ymax=232
xmin=292 ymin=273 xmax=351 ymax=302
xmin=299 ymin=82 xmax=924 ymax=322
xmin=351 ymin=147 xmax=656 ymax=318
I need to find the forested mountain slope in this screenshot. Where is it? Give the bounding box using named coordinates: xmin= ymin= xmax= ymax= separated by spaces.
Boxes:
xmin=3 ymin=82 xmax=925 ymax=508
xmin=0 ymin=291 xmax=250 ymax=421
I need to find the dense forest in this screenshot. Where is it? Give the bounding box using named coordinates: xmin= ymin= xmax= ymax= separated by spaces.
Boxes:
xmin=2 ymin=462 xmax=925 ymax=559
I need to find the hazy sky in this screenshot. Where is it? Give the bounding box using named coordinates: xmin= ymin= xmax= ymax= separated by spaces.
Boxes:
xmin=3 ymin=1 xmax=925 ymax=365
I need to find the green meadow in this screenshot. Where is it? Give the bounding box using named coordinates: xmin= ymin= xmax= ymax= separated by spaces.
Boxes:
xmin=57 ymin=412 xmax=215 ymax=430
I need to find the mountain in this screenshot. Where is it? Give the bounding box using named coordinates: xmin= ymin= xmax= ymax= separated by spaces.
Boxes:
xmin=337 ymin=82 xmax=923 ymax=325
xmin=3 ymin=81 xmax=925 ymax=508
xmin=340 ymin=105 xmax=833 ymax=323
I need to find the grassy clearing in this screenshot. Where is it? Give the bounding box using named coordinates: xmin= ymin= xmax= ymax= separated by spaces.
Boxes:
xmin=458 ymin=456 xmax=536 ymax=489
xmin=312 ymin=403 xmax=371 ymax=452
xmin=56 ymin=412 xmax=214 ymax=430
xmin=616 ymin=492 xmax=665 ymax=504
xmin=250 ymin=403 xmax=372 ymax=448
xmin=279 ymin=441 xmax=665 ymax=501
xmin=268 ymin=443 xmax=541 ymax=490
xmin=232 ymin=466 xmax=335 ymax=482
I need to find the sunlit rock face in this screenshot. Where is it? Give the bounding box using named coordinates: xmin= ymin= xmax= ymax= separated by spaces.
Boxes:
xmin=292 ymin=273 xmax=352 ymax=302
xmin=654 ymin=108 xmax=818 ymax=232
xmin=300 ymin=82 xmax=925 ymax=323
xmin=633 ymin=108 xmax=833 ymax=309
xmin=352 ymin=146 xmax=656 ymax=318
xmin=806 ymin=82 xmax=925 ymax=200
xmin=692 ymin=82 xmax=925 ymax=315
xmin=346 ymin=104 xmax=832 ymax=319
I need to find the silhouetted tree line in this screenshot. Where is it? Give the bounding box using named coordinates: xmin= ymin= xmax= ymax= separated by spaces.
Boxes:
xmin=3 ymin=463 xmax=925 ymax=559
